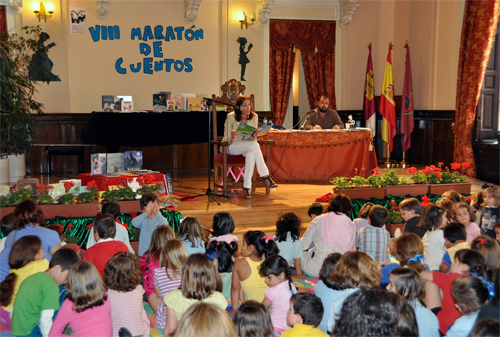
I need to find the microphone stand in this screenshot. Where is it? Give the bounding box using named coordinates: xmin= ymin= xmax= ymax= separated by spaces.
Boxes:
xmin=180 ymin=97 xmax=230 ymax=205
xmin=295 ymin=110 xmax=315 ymax=129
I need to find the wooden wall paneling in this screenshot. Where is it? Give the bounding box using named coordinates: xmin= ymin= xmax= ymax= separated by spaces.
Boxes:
xmin=473 ymin=144 xmax=499 ymax=185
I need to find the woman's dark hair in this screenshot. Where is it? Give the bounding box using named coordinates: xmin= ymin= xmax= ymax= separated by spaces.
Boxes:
xmin=0 ymin=236 xmax=42 ymax=306
xmin=233 ymin=300 xmax=274 ymax=337
xmin=327 ymin=194 xmax=352 ymax=217
xmin=212 ymin=212 xmax=235 ymax=237
xmin=234 ymin=95 xmax=255 ymax=122
xmin=418 ymin=205 xmax=445 ymax=231
xmin=451 ymin=276 xmax=490 ymax=315
xmin=275 ymin=212 xmax=301 ymax=243
xmin=319 ymin=253 xmax=342 ymax=285
xmin=259 ymin=255 xmax=293 ymax=292
xmin=206 ymin=240 xmax=236 ymax=273
xmin=470 ymin=319 xmax=500 ymax=337
xmin=13 ymin=200 xmax=45 ymax=229
xmin=333 ymin=288 xmax=419 ymax=337
xmin=1 ymin=213 xmax=14 ymax=237
xmin=243 ymin=230 xmax=279 ymax=258
xmin=358 ymin=202 xmax=374 ymax=219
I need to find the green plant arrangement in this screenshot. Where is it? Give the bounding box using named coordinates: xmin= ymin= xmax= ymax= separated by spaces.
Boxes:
xmin=387 ymin=198 xmax=404 ymax=224
xmin=101 ymin=176 xmax=136 ymax=201
xmin=350 ymin=176 xmax=367 ymax=188
xmin=382 ymin=170 xmax=400 ymax=186
xmin=136 ymin=175 xmax=163 ymax=195
xmin=0 ymin=26 xmax=50 ymax=157
xmin=8 ymin=187 xmax=33 ymax=205
xmin=331 ymin=177 xmax=351 ymax=189
xmin=0 ymin=196 xmax=13 ymax=207
xmin=77 ymin=181 xmax=99 ymax=203
xmin=366 ymin=167 xmax=385 ymax=188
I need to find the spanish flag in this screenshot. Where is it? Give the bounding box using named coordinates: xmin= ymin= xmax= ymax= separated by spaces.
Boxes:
xmin=379 ymin=43 xmax=397 ymax=152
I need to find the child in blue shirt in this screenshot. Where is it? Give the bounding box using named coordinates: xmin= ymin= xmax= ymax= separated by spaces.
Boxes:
xmin=131 ymin=193 xmax=168 ymax=256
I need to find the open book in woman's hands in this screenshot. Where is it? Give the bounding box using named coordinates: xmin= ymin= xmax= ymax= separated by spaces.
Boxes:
xmin=237 ymin=122 xmax=271 ymax=137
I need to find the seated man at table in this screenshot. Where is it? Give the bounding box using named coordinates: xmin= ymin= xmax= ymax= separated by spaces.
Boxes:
xmin=304 ymin=95 xmax=344 ymax=130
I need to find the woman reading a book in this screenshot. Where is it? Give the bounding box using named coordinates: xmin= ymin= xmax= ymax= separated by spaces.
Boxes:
xmin=222 ymin=95 xmax=277 ymax=199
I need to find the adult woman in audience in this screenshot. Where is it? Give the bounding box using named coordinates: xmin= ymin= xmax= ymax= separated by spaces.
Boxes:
xmin=0 ymin=200 xmax=61 ymax=282
xmin=222 ymin=94 xmax=277 ymax=199
xmin=301 ymin=194 xmax=356 ymax=277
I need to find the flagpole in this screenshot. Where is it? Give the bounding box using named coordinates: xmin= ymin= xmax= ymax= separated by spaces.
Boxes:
xmin=400 ymin=40 xmax=410 ymax=169
xmin=385 ymin=144 xmax=391 ymax=168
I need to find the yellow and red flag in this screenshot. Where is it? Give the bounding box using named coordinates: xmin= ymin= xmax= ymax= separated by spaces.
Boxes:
xmin=379 ymin=43 xmax=397 ymax=152
xmin=363 ymin=44 xmax=376 ymax=137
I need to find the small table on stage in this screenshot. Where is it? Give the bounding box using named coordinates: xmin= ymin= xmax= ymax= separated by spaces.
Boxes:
xmin=259 ymin=128 xmax=377 ymax=183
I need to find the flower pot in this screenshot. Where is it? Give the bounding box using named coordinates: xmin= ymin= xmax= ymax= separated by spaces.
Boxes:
xmin=428 ymin=183 xmax=472 ymax=196
xmin=0 ymin=157 xmax=9 ymax=185
xmin=39 ymin=203 xmax=99 ymax=220
xmin=8 ymin=154 xmax=26 ymax=183
xmin=333 ymin=187 xmax=386 ymax=200
xmin=385 ymin=223 xmax=405 ymax=236
xmin=116 ymin=200 xmax=141 ymax=214
xmin=385 ymin=184 xmax=429 ymax=197
xmin=130 ymin=241 xmax=139 ymax=254
xmin=0 ymin=206 xmax=16 ymax=217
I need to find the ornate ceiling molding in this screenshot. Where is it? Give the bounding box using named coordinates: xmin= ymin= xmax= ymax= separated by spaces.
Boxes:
xmin=338 ymin=0 xmax=359 ymax=29
xmin=96 ymin=0 xmax=110 ymax=20
xmin=257 ymin=0 xmax=275 ymax=27
xmin=185 ymin=0 xmax=202 ymax=25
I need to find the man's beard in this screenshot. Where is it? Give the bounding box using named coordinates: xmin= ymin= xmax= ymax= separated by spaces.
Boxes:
xmin=319 ymin=106 xmax=328 ymax=113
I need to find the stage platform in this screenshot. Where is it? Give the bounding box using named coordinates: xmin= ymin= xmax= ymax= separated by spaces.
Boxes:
xmin=27 ymin=168 xmax=489 ymax=243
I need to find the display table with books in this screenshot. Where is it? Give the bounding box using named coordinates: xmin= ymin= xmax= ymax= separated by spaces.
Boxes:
xmin=259 ymin=129 xmax=377 ymax=182
xmin=78 ymin=172 xmax=166 ymax=191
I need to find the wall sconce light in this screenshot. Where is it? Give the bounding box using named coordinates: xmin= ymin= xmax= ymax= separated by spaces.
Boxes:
xmin=32 ymin=1 xmax=54 ymax=22
xmin=238 ymin=11 xmax=255 ymax=30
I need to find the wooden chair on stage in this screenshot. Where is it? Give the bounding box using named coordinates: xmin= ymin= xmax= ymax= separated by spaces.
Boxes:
xmin=211 ymin=79 xmax=274 ymax=197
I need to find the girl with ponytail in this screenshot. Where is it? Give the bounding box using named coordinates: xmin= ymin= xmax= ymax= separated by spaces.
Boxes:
xmin=259 ymin=254 xmax=296 ymax=334
xmin=229 ymin=230 xmax=279 ymax=315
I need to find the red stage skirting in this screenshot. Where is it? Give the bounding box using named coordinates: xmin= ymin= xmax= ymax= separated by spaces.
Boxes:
xmin=79 ymin=173 xmax=165 ymax=191
xmin=259 ymin=129 xmax=377 ymax=182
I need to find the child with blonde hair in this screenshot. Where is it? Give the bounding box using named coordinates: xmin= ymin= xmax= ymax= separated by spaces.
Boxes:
xmin=139 ymin=225 xmax=175 ymax=299
xmin=454 ymin=202 xmax=480 ymax=243
xmin=104 ymin=252 xmax=150 ymax=337
xmin=0 ymin=236 xmax=47 ymax=329
xmin=178 ymin=216 xmax=205 ymax=255
xmin=151 ymin=239 xmax=187 ymax=328
xmin=230 ymin=230 xmax=279 ymax=315
xmin=49 ymin=260 xmax=111 ymax=336
xmin=163 ymin=253 xmax=227 ymax=336
xmin=480 ymin=186 xmax=500 ymax=239
xmin=173 ymin=302 xmax=236 ymax=337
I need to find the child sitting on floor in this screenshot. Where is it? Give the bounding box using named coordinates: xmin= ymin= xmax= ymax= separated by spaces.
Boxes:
xmin=233 ymin=300 xmax=274 ymax=337
xmin=281 ymin=293 xmax=327 ymax=337
xmin=83 ymin=214 xmax=128 ymax=277
xmin=205 ymin=240 xmax=236 ymax=302
xmin=353 ymin=202 xmax=374 ymax=232
xmin=420 ymin=205 xmax=448 ymax=271
xmin=274 ymin=212 xmax=304 ymax=278
xmin=178 ymin=216 xmax=205 ymax=255
xmin=131 ymin=193 xmax=169 ymax=257
xmin=453 ymin=202 xmax=480 ymax=243
xmin=399 ymin=198 xmax=425 ymax=238
xmin=11 ymin=248 xmax=79 ymax=337
xmin=356 ymin=205 xmax=390 ymax=263
xmin=439 ymin=222 xmax=470 ymax=273
xmin=208 ymin=212 xmax=239 ymax=253
xmin=479 ymin=186 xmax=500 ymax=239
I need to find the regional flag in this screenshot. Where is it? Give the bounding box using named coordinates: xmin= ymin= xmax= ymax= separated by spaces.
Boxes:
xmin=363 ymin=44 xmax=376 ymax=137
xmin=401 ymin=44 xmax=414 ymax=152
xmin=379 ymin=44 xmax=397 ymax=152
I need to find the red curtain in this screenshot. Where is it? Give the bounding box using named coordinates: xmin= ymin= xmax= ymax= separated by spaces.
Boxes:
xmin=454 ymin=0 xmax=500 ymax=177
xmin=0 ymin=6 xmax=7 ymax=40
xmin=270 ymin=20 xmax=336 ymax=125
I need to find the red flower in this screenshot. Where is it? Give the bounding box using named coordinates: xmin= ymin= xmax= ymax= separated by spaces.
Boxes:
xmin=465 ymin=196 xmax=471 ymax=202
xmin=436 ymin=172 xmax=441 ymax=178
xmin=64 ymin=181 xmax=75 ymax=189
xmin=87 ymin=181 xmax=96 ymax=190
xmin=373 ymin=170 xmax=381 ymax=176
xmin=462 ymin=162 xmax=471 ymax=169
xmin=451 ymin=162 xmax=461 ymax=170
xmin=86 ymin=223 xmax=94 ymax=230
xmin=407 ymin=167 xmax=417 ymax=174
xmin=67 ymin=223 xmax=74 ymax=228
xmin=373 ymin=167 xmax=380 ymax=173
xmin=438 ymin=162 xmax=444 ymax=166
xmin=55 ymin=223 xmax=65 ymax=232
xmin=48 ymin=185 xmax=54 ymax=189
xmin=36 ymin=184 xmax=42 ymax=189
xmin=391 ymin=206 xmax=398 ymax=211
